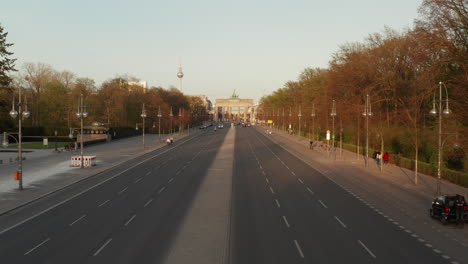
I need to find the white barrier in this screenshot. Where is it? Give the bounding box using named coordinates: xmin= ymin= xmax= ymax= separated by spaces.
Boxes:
xmin=70 ymin=156 xmax=96 ymax=167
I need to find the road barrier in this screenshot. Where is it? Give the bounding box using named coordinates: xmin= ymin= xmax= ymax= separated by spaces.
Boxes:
xmin=70 ymin=156 xmax=96 ymax=168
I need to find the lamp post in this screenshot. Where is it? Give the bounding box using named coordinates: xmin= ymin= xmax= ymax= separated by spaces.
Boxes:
xmin=330 ymin=100 xmax=337 ymax=159
xmin=141 ymin=103 xmax=147 ymax=148
xmin=170 ymin=106 xmax=173 ymax=135
xmin=430 ymin=81 xmax=451 ymax=195
xmin=298 ymin=106 xmax=302 ymax=137
xmin=8 ymin=87 xmax=30 ymax=190
xmin=76 ymin=94 xmax=88 ymax=168
xmin=311 ymin=104 xmax=316 ymax=140
xmin=157 ymin=106 xmax=162 ymax=142
xmin=362 ymin=94 xmax=372 ymax=167
xmin=54 ymin=130 xmax=58 ymax=151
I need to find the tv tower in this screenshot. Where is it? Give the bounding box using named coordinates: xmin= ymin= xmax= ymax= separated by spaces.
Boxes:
xmin=177 ymin=64 xmax=184 ymax=91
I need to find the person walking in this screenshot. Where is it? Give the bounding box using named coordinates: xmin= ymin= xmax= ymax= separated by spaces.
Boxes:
xmin=376 ymin=152 xmax=382 ymax=166
xmin=383 ymin=152 xmax=390 ymax=164
xmin=309 ymin=140 xmax=314 ymax=149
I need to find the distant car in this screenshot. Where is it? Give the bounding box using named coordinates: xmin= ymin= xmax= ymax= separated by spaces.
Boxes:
xmin=247 ymin=123 xmax=251 ymax=127
xmin=217 ymin=124 xmax=224 ymax=129
xmin=430 ymin=195 xmax=468 ymax=225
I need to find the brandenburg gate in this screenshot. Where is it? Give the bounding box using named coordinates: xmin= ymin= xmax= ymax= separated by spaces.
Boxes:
xmin=214 ymin=91 xmax=255 ymax=122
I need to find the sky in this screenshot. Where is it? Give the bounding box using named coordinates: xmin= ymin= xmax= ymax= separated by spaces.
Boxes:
xmin=1 ymin=0 xmax=423 ymax=103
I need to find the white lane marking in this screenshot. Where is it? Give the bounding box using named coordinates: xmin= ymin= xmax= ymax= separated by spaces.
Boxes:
xmin=134 ymin=178 xmax=142 ymax=183
xmin=265 ymin=178 xmax=270 ymax=184
xmin=146 ymin=171 xmax=151 ymax=176
xmin=285 ymin=166 xmax=290 ymax=170
xmin=24 ymin=238 xmax=50 ymax=255
xmin=298 ymin=178 xmax=304 ymax=184
xmin=0 ymin=132 xmax=203 ymax=236
xmin=93 ymin=238 xmax=112 ymax=256
xmin=451 ymin=261 xmax=460 ymax=264
xmin=294 ymin=240 xmax=305 ymax=258
xmin=358 ymin=240 xmax=376 ymax=258
xmin=176 ymin=170 xmax=182 ymax=175
xmin=98 ymin=200 xmax=110 ymax=207
xmin=158 ymin=186 xmax=166 ymax=194
xmin=442 ymin=255 xmax=450 ymax=259
xmin=291 ymin=171 xmax=296 ymax=176
xmin=262 ymin=171 xmax=266 ymax=176
xmin=418 ymin=238 xmax=425 ymax=242
xmin=69 ymin=214 xmax=87 ymax=226
xmin=334 ymin=216 xmax=347 ymax=228
xmin=282 ymin=216 xmax=290 ymax=228
xmin=433 ymin=249 xmax=442 ymax=254
xmin=318 ymin=200 xmax=328 ymax=208
xmin=144 ymin=198 xmax=154 ymax=208
xmin=118 ymin=187 xmax=128 ymax=195
xmin=269 ymin=186 xmax=275 ymax=194
xmin=168 ymin=177 xmax=174 ymax=183
xmin=306 ymin=187 xmax=314 ymax=195
xmin=124 ymin=214 xmax=136 ymax=226
xmin=425 ymin=243 xmax=433 ymax=248
xmin=275 ymin=199 xmax=281 ymax=208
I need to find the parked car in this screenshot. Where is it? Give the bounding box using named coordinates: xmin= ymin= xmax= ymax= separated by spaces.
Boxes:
xmin=430 ymin=194 xmax=468 ymax=225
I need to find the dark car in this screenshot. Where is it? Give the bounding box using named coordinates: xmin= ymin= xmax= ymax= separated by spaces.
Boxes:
xmin=430 ymin=194 xmax=468 ymax=225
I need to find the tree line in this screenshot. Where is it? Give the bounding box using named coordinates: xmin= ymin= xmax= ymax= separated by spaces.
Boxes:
xmin=0 ymin=26 xmax=209 ymax=138
xmin=259 ymin=0 xmax=467 ymax=175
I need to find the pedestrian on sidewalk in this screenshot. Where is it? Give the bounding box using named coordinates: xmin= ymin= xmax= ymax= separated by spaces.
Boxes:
xmin=376 ymin=152 xmax=382 ymax=166
xmin=383 ymin=152 xmax=389 ymax=164
xmin=309 ymin=140 xmax=314 ymax=149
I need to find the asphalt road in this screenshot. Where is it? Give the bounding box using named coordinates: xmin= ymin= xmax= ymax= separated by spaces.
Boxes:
xmin=0 ymin=128 xmax=226 ymax=264
xmin=0 ymin=124 xmax=457 ymax=264
xmin=230 ymin=126 xmax=450 ymax=264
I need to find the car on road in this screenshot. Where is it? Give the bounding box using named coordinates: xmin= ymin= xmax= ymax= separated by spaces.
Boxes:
xmin=430 ymin=194 xmax=468 ymax=225
xmin=217 ymin=124 xmax=224 ymax=129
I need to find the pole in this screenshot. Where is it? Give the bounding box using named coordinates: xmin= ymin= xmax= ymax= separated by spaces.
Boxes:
xmin=437 ymin=82 xmax=442 ymax=195
xmin=18 ymin=87 xmax=23 ymax=190
xmin=80 ymin=94 xmax=84 ymax=169
xmin=365 ymin=94 xmax=369 ymax=167
xmin=143 ymin=116 xmax=145 ymax=148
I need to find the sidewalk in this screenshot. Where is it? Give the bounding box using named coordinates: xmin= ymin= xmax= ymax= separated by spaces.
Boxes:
xmin=255 ymin=125 xmax=468 ymax=262
xmin=0 ymin=131 xmax=198 ymax=215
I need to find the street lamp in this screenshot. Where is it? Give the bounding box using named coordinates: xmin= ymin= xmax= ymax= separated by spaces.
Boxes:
xmin=157 ymin=106 xmax=162 ymax=142
xmin=430 ymin=81 xmax=451 ymax=195
xmin=76 ymin=94 xmax=88 ymax=168
xmin=141 ymin=103 xmax=147 ymax=148
xmin=330 ymin=100 xmax=337 ymax=158
xmin=362 ymin=94 xmax=372 ymax=167
xmin=170 ymin=106 xmax=173 ymax=135
xmin=54 ymin=130 xmax=58 ymax=151
xmin=8 ymin=87 xmax=30 ymax=190
xmin=311 ymin=104 xmax=316 ymax=140
xmin=298 ymin=106 xmax=302 ymax=136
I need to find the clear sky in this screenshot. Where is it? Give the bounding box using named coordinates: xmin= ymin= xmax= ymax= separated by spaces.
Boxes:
xmin=1 ymin=0 xmax=422 ymax=103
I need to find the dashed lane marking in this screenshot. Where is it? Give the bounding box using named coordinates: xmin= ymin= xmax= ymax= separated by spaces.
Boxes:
xmin=358 ymin=240 xmax=376 ymax=259
xmin=24 ymin=238 xmax=50 ymax=255
xmin=118 ymin=187 xmax=128 ymax=195
xmin=158 ymin=186 xmax=166 ymax=194
xmin=168 ymin=177 xmax=174 ymax=183
xmin=124 ymin=214 xmax=136 ymax=226
xmin=134 ymin=178 xmax=142 ymax=183
xmin=69 ymin=214 xmax=87 ymax=226
xmin=269 ymin=186 xmax=275 ymax=194
xmin=144 ymin=198 xmax=153 ymax=208
xmin=294 ymin=240 xmax=305 ymax=258
xmin=93 ymin=238 xmax=112 ymax=256
xmin=334 ymin=216 xmax=347 ymax=228
xmin=298 ymin=178 xmax=304 ymax=184
xmin=98 ymin=200 xmax=110 ymax=207
xmin=282 ymin=216 xmax=290 ymax=228
xmin=318 ymin=200 xmax=328 ymax=208
xmin=306 ymin=187 xmax=314 ymax=195
xmin=275 ymin=199 xmax=281 ymax=208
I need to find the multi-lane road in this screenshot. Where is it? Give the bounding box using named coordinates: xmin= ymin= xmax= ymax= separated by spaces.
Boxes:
xmin=0 ymin=124 xmax=457 ymax=263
